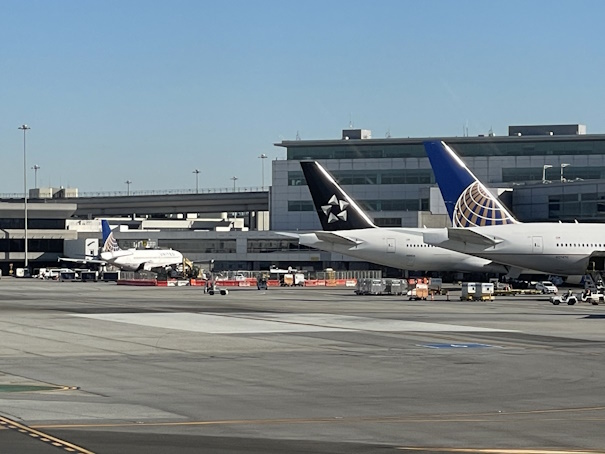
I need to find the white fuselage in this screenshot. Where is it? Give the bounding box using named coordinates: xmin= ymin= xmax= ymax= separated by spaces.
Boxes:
xmin=299 ymin=228 xmax=508 ymax=273
xmin=424 ymin=223 xmax=605 ymax=275
xmin=100 ymin=249 xmax=183 ymax=271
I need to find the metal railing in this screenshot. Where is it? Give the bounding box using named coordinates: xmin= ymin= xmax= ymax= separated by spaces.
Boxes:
xmin=0 ymin=186 xmax=269 ymax=199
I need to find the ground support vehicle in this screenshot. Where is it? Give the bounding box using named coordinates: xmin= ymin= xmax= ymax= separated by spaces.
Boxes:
xmin=550 ymin=291 xmax=577 ymax=305
xmin=204 ymin=277 xmax=229 ymax=295
xmin=580 ymin=289 xmax=603 ymax=305
xmin=407 ymin=283 xmax=428 ymax=300
xmin=256 ymin=275 xmax=268 ymax=290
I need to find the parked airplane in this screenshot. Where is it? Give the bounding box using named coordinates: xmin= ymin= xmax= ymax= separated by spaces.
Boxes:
xmin=288 ymin=160 xmax=509 ymax=274
xmin=60 ymin=220 xmax=184 ymax=272
xmin=422 ymin=141 xmax=605 ymax=276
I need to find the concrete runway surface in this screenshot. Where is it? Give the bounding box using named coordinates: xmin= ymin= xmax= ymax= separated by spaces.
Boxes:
xmin=1 ymin=279 xmax=605 ymax=453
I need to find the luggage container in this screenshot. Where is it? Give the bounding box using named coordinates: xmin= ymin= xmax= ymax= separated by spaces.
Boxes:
xmin=355 ymin=278 xmax=372 ymax=295
xmin=460 ymin=282 xmax=478 ymax=300
xmin=474 ymin=282 xmax=495 ymax=301
xmin=384 ymin=278 xmax=404 ymax=295
xmin=461 ymin=282 xmax=495 ymax=301
xmin=368 ymin=279 xmax=386 ymax=295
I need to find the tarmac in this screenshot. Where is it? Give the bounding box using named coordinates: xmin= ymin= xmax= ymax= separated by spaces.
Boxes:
xmin=1 ymin=279 xmax=605 ymax=453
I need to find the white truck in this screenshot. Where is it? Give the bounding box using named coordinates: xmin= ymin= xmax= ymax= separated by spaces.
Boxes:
xmin=536 ymin=281 xmax=558 ymax=294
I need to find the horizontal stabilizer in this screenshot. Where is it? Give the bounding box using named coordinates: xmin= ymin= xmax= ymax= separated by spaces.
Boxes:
xmin=58 ymin=257 xmax=107 ymax=265
xmin=275 ymin=232 xmax=300 ymax=239
xmin=314 ymin=231 xmax=362 ymax=246
xmin=448 ymin=228 xmax=502 ymax=246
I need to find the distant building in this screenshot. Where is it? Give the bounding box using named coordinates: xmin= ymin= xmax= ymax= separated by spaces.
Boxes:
xmin=272 ymin=125 xmax=605 ymax=232
xmin=3 ymin=123 xmax=605 ymax=274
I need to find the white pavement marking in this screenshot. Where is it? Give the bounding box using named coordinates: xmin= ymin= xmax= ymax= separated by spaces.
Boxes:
xmin=71 ymin=313 xmax=513 ymax=334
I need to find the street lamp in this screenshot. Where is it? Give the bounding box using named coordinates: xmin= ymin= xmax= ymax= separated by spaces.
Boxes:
xmin=32 ymin=164 xmax=41 ymax=189
xmin=18 ymin=124 xmax=31 ymax=269
xmin=125 ymin=180 xmax=132 ymax=196
xmin=542 ymin=164 xmax=553 ymax=183
xmin=560 ymin=163 xmax=570 ymax=182
xmin=258 ymin=153 xmax=268 ymax=190
xmin=193 ymin=169 xmax=200 ymax=193
xmin=231 ymin=176 xmax=238 ymax=191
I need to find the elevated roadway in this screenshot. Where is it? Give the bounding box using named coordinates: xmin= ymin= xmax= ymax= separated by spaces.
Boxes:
xmin=34 ymin=190 xmax=269 ymax=218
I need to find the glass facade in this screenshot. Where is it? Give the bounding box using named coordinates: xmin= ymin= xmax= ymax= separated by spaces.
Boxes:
xmin=159 ymin=239 xmax=237 ymax=254
xmin=548 ymin=193 xmax=605 ymax=220
xmin=288 ymin=199 xmax=428 ymax=212
xmin=503 ymin=166 xmax=605 ymax=183
xmin=0 ymin=239 xmax=63 ymax=252
xmin=288 ymin=201 xmax=314 ymax=211
xmin=0 ymin=219 xmax=65 ymax=229
xmin=288 ymin=169 xmax=434 ymax=186
xmin=286 ymin=138 xmax=605 ymax=161
xmin=247 ymin=239 xmax=314 ymax=253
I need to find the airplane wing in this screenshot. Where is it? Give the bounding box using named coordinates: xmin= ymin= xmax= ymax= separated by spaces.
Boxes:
xmin=447 ymin=228 xmax=503 ymax=247
xmin=313 ymin=231 xmax=362 ymax=246
xmin=58 ymin=257 xmax=107 ymax=265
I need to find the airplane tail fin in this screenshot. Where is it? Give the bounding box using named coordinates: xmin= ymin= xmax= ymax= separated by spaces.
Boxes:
xmin=101 ymin=220 xmax=121 ymax=253
xmin=423 ymin=141 xmax=518 ymax=227
xmin=300 ymin=161 xmax=376 ymax=231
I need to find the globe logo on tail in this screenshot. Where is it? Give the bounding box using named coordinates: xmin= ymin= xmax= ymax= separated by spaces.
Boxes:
xmin=321 ymin=195 xmax=349 ymax=224
xmin=102 ymin=232 xmax=121 ymax=253
xmin=453 ymin=182 xmax=515 ymax=227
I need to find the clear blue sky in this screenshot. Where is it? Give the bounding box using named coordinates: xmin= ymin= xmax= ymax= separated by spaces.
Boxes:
xmin=1 ymin=0 xmax=604 ymax=194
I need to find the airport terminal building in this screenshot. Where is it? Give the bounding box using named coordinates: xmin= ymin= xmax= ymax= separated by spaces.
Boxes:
xmin=272 ymin=124 xmax=605 ymax=231
xmin=3 ymin=123 xmax=605 ymax=275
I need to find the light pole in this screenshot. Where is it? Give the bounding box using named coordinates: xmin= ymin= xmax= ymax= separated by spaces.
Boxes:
xmin=560 ymin=163 xmax=570 ymax=182
xmin=231 ymin=176 xmax=238 ymax=191
xmin=32 ymin=164 xmax=40 ymax=189
xmin=258 ymin=153 xmax=267 ymax=190
xmin=542 ymin=164 xmax=553 ymax=183
xmin=193 ymin=169 xmax=200 ymax=193
xmin=125 ymin=180 xmax=132 ymax=196
xmin=18 ymin=124 xmax=30 ymax=269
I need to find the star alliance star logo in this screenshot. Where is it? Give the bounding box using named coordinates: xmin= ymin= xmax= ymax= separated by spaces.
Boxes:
xmin=321 ymin=195 xmax=349 ymax=223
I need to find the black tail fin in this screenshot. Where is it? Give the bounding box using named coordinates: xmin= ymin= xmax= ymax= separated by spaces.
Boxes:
xmin=300 ymin=161 xmax=376 ymax=231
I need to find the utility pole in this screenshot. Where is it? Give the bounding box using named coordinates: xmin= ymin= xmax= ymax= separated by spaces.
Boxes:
xmin=18 ymin=125 xmax=31 ymax=269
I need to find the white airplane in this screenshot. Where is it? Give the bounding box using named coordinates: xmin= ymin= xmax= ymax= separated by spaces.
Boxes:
xmin=287 ymin=161 xmax=509 ymax=274
xmin=422 ymin=141 xmax=605 ymax=276
xmin=60 ymin=220 xmax=184 ymax=272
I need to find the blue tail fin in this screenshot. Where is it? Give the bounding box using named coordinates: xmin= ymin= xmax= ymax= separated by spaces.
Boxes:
xmin=423 ymin=141 xmax=517 ymax=227
xmin=300 ymin=161 xmax=376 ymax=231
xmin=101 ymin=220 xmax=120 ymax=253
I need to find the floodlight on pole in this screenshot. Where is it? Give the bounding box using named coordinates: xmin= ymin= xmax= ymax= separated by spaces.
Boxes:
xmin=560 ymin=163 xmax=570 ymax=182
xmin=32 ymin=164 xmax=41 ymax=189
xmin=542 ymin=164 xmax=553 ymax=183
xmin=193 ymin=169 xmax=200 ymax=193
xmin=125 ymin=180 xmax=132 ymax=196
xmin=18 ymin=124 xmax=31 ymax=269
xmin=231 ymin=176 xmax=238 ymax=191
xmin=258 ymin=153 xmax=268 ymax=190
